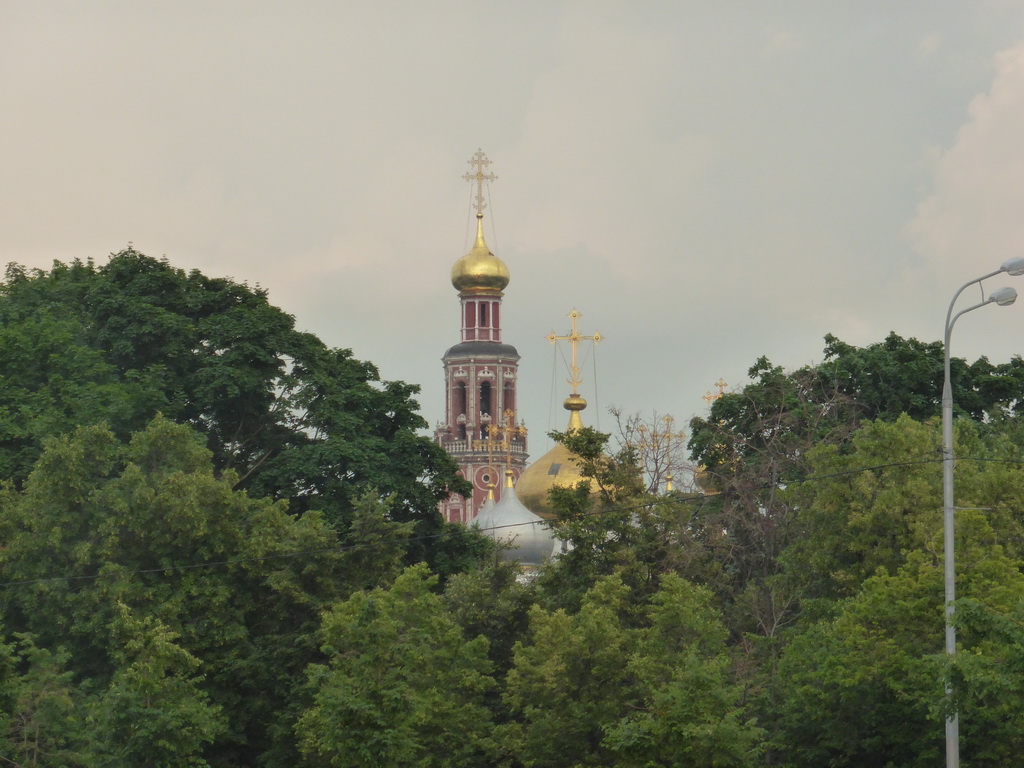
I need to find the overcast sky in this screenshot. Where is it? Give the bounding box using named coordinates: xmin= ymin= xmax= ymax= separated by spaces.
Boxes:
xmin=4 ymin=1 xmax=1024 ymax=457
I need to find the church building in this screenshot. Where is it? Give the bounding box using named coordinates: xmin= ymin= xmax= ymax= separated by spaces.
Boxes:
xmin=434 ymin=151 xmax=527 ymax=523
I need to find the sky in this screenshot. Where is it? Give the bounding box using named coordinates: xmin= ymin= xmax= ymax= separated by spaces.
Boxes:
xmin=4 ymin=1 xmax=1024 ymax=459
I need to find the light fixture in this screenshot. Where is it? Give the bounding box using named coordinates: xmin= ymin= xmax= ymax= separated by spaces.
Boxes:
xmin=990 ymin=286 xmax=1018 ymax=306
xmin=1001 ymin=257 xmax=1024 ymax=276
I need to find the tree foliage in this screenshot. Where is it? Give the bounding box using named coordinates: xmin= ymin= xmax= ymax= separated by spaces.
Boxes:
xmin=296 ymin=564 xmax=496 ymax=767
xmin=6 ymin=254 xmax=1024 ymax=766
xmin=505 ymin=573 xmax=761 ymax=767
xmin=0 ymin=417 xmax=355 ymax=765
xmin=0 ymin=249 xmax=468 ymax=530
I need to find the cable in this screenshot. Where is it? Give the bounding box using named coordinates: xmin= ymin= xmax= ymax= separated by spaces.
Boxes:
xmin=0 ymin=455 xmax=1018 ymax=590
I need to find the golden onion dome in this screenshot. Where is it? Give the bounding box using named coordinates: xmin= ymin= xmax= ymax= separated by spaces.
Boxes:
xmin=451 ymin=213 xmax=509 ymax=293
xmin=515 ymin=395 xmax=594 ymax=520
xmin=693 ymin=464 xmax=719 ymax=495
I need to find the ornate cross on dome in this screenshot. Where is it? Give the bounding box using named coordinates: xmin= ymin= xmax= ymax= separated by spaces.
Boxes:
xmin=483 ymin=410 xmax=527 ymax=489
xmin=702 ymin=377 xmax=729 ymax=405
xmin=463 ymin=149 xmax=497 ymax=215
xmin=547 ymin=309 xmax=603 ymax=396
xmin=634 ymin=415 xmax=687 ymax=449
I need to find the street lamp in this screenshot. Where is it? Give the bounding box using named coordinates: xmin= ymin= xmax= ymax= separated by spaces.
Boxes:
xmin=941 ymin=256 xmax=1024 ymax=768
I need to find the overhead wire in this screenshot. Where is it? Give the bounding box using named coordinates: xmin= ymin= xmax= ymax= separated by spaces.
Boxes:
xmin=1 ymin=454 xmax=1020 ymax=591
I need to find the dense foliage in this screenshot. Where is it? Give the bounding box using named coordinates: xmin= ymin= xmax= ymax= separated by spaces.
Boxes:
xmin=0 ymin=249 xmax=468 ymax=531
xmin=4 ymin=252 xmax=1024 ymax=766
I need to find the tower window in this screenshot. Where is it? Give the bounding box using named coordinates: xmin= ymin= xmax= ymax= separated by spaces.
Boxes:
xmin=455 ymin=382 xmax=467 ymax=440
xmin=503 ymin=383 xmax=514 ymax=415
xmin=479 ymin=302 xmax=489 ymax=327
xmin=480 ymin=381 xmax=492 ymax=417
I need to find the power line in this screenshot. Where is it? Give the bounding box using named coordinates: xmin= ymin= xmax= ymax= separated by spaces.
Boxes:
xmin=0 ymin=456 xmax=1019 ymax=590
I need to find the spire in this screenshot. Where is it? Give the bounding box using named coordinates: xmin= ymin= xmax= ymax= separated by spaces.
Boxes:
xmin=451 ymin=150 xmax=509 ymax=294
xmin=473 ymin=213 xmax=488 ymax=250
xmin=563 ymin=394 xmax=587 ymax=433
xmin=548 ymin=309 xmax=602 ymax=432
xmin=547 ymin=309 xmax=603 ymax=398
xmin=463 ymin=148 xmax=497 ymax=215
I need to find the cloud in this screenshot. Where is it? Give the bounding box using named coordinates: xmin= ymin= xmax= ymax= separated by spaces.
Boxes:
xmin=908 ymin=40 xmax=1024 ymax=282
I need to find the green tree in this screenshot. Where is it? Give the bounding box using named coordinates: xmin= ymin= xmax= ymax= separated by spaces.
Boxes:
xmin=505 ymin=573 xmax=760 ymax=768
xmin=0 ymin=417 xmax=359 ymax=766
xmin=774 ymin=532 xmax=1024 ymax=767
xmin=0 ymin=250 xmax=468 ymax=531
xmin=784 ymin=415 xmax=1024 ymax=603
xmin=685 ymin=357 xmax=855 ymax=636
xmin=442 ymin=557 xmax=536 ymax=679
xmin=685 ymin=335 xmax=1024 ymax=641
xmin=764 ymin=412 xmax=1024 ymax=766
xmin=0 ymin=634 xmax=89 ymax=767
xmin=296 ymin=564 xmax=496 ymax=767
xmin=88 ymin=604 xmax=223 ymax=767
xmin=819 ymin=331 xmax=1024 ymax=422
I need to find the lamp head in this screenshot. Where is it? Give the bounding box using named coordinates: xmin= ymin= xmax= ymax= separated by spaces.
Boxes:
xmin=1001 ymin=257 xmax=1024 ymax=276
xmin=990 ymin=286 xmax=1018 ymax=306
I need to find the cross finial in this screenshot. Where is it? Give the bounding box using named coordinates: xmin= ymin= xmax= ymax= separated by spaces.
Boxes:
xmin=703 ymin=378 xmax=729 ymax=405
xmin=629 ymin=415 xmax=687 ymax=460
xmin=482 ymin=410 xmax=527 ymax=496
xmin=547 ymin=309 xmax=603 ymax=396
xmin=463 ymin=149 xmax=497 ymax=215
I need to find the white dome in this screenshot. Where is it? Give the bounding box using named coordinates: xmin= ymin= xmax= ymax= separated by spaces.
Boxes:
xmin=473 ymin=474 xmax=554 ymax=567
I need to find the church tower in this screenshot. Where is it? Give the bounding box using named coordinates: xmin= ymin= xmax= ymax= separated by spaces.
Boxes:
xmin=435 ymin=150 xmax=528 ymax=523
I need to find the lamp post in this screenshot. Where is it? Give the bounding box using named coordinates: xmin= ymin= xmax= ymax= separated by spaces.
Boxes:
xmin=941 ymin=257 xmax=1024 ymax=768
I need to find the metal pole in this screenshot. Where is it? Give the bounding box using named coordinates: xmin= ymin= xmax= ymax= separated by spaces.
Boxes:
xmin=941 ymin=269 xmax=1000 ymax=768
xmin=941 ymin=314 xmax=959 ymax=768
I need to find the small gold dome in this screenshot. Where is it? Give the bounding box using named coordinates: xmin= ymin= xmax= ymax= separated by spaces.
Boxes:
xmin=451 ymin=213 xmax=510 ymax=293
xmin=515 ymin=396 xmax=593 ymax=519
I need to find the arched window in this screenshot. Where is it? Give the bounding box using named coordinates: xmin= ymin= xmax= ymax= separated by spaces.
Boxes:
xmin=480 ymin=381 xmax=492 ymax=418
xmin=455 ymin=382 xmax=467 ymax=439
xmin=503 ymin=382 xmax=515 ymax=415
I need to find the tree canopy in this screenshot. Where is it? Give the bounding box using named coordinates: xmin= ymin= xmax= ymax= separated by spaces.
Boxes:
xmin=4 ymin=251 xmax=1024 ymax=766
xmin=0 ymin=249 xmax=468 ymax=530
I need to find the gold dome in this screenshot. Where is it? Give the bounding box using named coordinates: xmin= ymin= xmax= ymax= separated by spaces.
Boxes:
xmin=451 ymin=213 xmax=509 ymax=293
xmin=515 ymin=395 xmax=593 ymax=519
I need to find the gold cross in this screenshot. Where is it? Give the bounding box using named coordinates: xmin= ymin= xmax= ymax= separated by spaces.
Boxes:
xmin=483 ymin=410 xmax=527 ymax=481
xmin=463 ymin=149 xmax=497 ymax=215
xmin=703 ymin=377 xmax=728 ymax=404
xmin=547 ymin=309 xmax=603 ymax=396
xmin=634 ymin=415 xmax=687 ymax=449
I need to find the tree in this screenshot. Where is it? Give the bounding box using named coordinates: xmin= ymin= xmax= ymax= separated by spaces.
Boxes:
xmin=685 ymin=334 xmax=1024 ymax=641
xmin=783 ymin=415 xmax=1024 ymax=603
xmin=689 ymin=333 xmax=1024 ymax=483
xmin=89 ymin=604 xmax=224 ymax=767
xmin=609 ymin=408 xmax=694 ymax=494
xmin=295 ymin=564 xmax=496 ymax=767
xmin=504 ymin=573 xmax=760 ymax=767
xmin=774 ymin=535 xmax=1024 ymax=767
xmin=0 ymin=633 xmax=89 ymax=767
xmin=0 ymin=250 xmax=468 ymax=531
xmin=0 ymin=417 xmax=361 ymax=766
xmin=819 ymin=331 xmax=1024 ymax=422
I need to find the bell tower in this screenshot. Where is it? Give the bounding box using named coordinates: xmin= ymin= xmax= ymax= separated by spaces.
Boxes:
xmin=435 ymin=150 xmax=528 ymax=523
